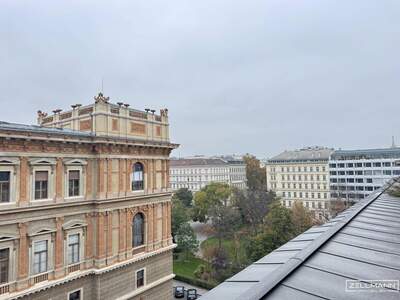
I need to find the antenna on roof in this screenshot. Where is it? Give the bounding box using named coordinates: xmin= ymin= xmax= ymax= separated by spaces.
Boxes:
xmin=101 ymin=78 xmax=104 ymax=93
xmin=392 ymin=136 xmax=396 ymax=148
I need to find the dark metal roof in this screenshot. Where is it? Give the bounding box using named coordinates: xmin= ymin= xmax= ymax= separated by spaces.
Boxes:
xmin=268 ymin=147 xmax=334 ymax=163
xmin=202 ymin=178 xmax=400 ymax=300
xmin=0 ymin=121 xmax=93 ymax=137
xmin=170 ymin=158 xmax=228 ymax=167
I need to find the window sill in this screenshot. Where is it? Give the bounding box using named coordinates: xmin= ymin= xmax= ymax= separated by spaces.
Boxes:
xmin=65 ymin=196 xmax=84 ymax=201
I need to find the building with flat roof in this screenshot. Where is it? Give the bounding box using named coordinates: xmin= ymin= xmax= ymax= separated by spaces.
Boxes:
xmin=169 ymin=156 xmax=246 ymax=192
xmin=0 ymin=93 xmax=178 ymax=300
xmin=266 ymin=147 xmax=334 ymax=220
xmin=329 ymin=147 xmax=400 ymax=202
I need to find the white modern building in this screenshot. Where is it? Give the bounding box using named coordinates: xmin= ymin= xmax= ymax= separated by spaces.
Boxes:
xmin=169 ymin=157 xmax=246 ymax=192
xmin=329 ymin=147 xmax=400 ymax=201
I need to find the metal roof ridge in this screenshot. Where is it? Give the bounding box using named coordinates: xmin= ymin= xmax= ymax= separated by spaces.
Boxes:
xmin=246 ymin=180 xmax=398 ymax=300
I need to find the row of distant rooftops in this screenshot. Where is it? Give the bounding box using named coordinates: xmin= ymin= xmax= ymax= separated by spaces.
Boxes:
xmin=268 ymin=146 xmax=400 ymax=163
xmin=36 ymin=92 xmax=169 ymax=126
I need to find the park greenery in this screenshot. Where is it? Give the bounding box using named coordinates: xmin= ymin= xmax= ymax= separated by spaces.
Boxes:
xmin=172 ymin=154 xmax=315 ymax=286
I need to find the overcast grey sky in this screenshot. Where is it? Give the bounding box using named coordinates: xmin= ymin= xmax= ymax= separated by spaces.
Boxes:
xmin=1 ymin=0 xmax=399 ymax=158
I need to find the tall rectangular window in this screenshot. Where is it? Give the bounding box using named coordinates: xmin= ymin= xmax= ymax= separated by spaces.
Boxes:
xmin=0 ymin=172 xmax=10 ymax=203
xmin=33 ymin=240 xmax=48 ymax=274
xmin=68 ymin=171 xmax=80 ymax=197
xmin=0 ymin=248 xmax=9 ymax=284
xmin=136 ymin=269 xmax=145 ymax=288
xmin=68 ymin=234 xmax=80 ymax=265
xmin=34 ymin=171 xmax=48 ymax=200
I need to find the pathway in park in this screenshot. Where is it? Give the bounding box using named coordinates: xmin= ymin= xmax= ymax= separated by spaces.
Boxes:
xmin=190 ymin=221 xmax=212 ymax=258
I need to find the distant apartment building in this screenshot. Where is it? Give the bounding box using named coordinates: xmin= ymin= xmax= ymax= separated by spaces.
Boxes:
xmin=329 ymin=147 xmax=400 ymax=201
xmin=266 ymin=147 xmax=334 ymax=220
xmin=0 ymin=93 xmax=177 ymax=300
xmin=169 ymin=157 xmax=246 ymax=192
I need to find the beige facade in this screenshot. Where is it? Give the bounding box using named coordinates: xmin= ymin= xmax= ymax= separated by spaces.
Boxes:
xmin=0 ymin=93 xmax=178 ymax=300
xmin=266 ymin=147 xmax=333 ymax=221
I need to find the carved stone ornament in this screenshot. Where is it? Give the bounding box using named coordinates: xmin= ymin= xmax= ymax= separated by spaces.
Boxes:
xmin=94 ymin=92 xmax=110 ymax=104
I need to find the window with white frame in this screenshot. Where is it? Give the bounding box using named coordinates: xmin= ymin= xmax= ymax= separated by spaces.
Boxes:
xmin=68 ymin=171 xmax=80 ymax=197
xmin=132 ymin=163 xmax=144 ymax=191
xmin=0 ymin=248 xmax=9 ymax=284
xmin=67 ymin=234 xmax=80 ymax=265
xmin=136 ymin=268 xmax=145 ymax=288
xmin=68 ymin=289 xmax=82 ymax=300
xmin=0 ymin=172 xmax=10 ymax=203
xmin=33 ymin=240 xmax=48 ymax=274
xmin=34 ymin=171 xmax=49 ymax=200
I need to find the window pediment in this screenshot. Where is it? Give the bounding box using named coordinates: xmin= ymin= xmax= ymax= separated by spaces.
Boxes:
xmin=0 ymin=233 xmax=18 ymax=242
xmin=29 ymin=227 xmax=56 ymax=237
xmin=63 ymin=159 xmax=87 ymax=166
xmin=0 ymin=157 xmax=19 ymax=165
xmin=29 ymin=158 xmax=56 ymax=166
xmin=62 ymin=220 xmax=87 ymax=230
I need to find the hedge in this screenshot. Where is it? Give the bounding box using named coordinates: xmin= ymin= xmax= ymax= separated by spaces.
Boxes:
xmin=174 ymin=274 xmax=217 ymax=290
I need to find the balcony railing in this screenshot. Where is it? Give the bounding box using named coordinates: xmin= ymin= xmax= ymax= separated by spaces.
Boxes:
xmin=33 ymin=272 xmax=48 ymax=284
xmin=0 ymin=283 xmax=9 ymax=295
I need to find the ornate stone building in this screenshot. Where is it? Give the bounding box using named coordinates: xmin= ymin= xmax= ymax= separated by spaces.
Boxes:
xmin=0 ymin=93 xmax=178 ymax=300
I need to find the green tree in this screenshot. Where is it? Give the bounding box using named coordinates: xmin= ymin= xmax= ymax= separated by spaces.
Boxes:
xmin=243 ymin=155 xmax=267 ymax=191
xmin=192 ymin=182 xmax=231 ymax=222
xmin=247 ymin=202 xmax=295 ymax=261
xmin=233 ymin=188 xmax=275 ymax=234
xmin=291 ymin=201 xmax=313 ymax=236
xmin=176 ymin=223 xmax=199 ymax=260
xmin=172 ymin=197 xmax=190 ymax=240
xmin=208 ymin=204 xmax=241 ymax=250
xmin=173 ymin=188 xmax=193 ymax=207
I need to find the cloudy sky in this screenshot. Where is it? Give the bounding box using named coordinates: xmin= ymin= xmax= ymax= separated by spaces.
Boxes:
xmin=1 ymin=0 xmax=399 ymax=158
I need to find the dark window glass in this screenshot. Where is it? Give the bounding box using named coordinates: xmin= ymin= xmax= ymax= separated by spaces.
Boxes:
xmin=68 ymin=171 xmax=80 ymax=197
xmin=0 ymin=172 xmax=10 ymax=203
xmin=132 ymin=213 xmax=144 ymax=247
xmin=136 ymin=269 xmax=145 ymax=288
xmin=34 ymin=171 xmax=48 ymax=200
xmin=132 ymin=163 xmax=144 ymax=191
xmin=69 ymin=290 xmax=81 ymax=300
xmin=0 ymin=248 xmax=9 ymax=284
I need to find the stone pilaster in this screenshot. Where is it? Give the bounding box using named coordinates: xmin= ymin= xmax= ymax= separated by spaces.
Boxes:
xmin=19 ymin=157 xmax=28 ymax=206
xmin=118 ymin=159 xmax=124 ymax=196
xmin=107 ymin=159 xmax=112 ymax=198
xmin=126 ymin=209 xmax=133 ymax=258
xmin=152 ymin=159 xmax=157 ymax=192
xmin=55 ymin=158 xmax=63 ymax=202
xmin=54 ymin=217 xmax=64 ymax=278
xmin=96 ymin=212 xmax=106 ymax=267
xmin=106 ymin=211 xmax=113 ymax=264
xmin=85 ymin=213 xmax=94 ymax=268
xmin=17 ymin=223 xmax=29 ymax=290
xmin=85 ymin=159 xmax=92 ymax=199
xmin=162 ymin=202 xmax=168 ymax=246
xmin=98 ymin=159 xmax=105 ymax=199
xmin=147 ymin=204 xmax=154 ymax=251
xmin=167 ymin=201 xmax=172 ymax=244
xmin=118 ymin=209 xmax=126 ymax=261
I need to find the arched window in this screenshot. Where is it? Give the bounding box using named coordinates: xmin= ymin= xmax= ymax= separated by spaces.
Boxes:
xmin=132 ymin=213 xmax=144 ymax=247
xmin=132 ymin=163 xmax=144 ymax=191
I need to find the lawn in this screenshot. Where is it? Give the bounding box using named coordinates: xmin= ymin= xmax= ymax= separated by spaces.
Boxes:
xmin=201 ymin=236 xmax=249 ymax=265
xmin=173 ymin=254 xmax=217 ymax=289
xmin=173 ymin=255 xmax=205 ymax=279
